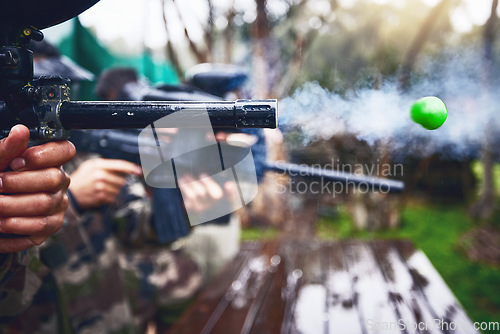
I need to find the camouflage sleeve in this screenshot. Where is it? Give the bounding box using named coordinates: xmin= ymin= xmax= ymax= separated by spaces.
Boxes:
xmin=65 ymin=153 xmax=157 ymax=248
xmin=111 ymin=176 xmax=158 ymax=248
xmin=0 ymin=156 xmax=84 ymax=307
xmin=0 ymin=249 xmax=45 ymax=322
xmin=0 ymin=196 xmax=83 ymax=320
xmin=0 ymin=201 xmax=82 ymax=328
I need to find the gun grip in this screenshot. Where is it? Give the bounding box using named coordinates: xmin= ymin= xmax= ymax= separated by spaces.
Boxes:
xmin=0 ymin=233 xmax=28 ymax=238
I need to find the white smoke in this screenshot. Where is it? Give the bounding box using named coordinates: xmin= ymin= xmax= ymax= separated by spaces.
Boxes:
xmin=279 ymin=48 xmax=500 ymax=160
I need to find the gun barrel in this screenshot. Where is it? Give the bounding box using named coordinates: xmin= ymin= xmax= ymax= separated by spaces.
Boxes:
xmin=60 ymin=99 xmax=277 ymax=129
xmin=264 ymin=161 xmax=404 ymax=193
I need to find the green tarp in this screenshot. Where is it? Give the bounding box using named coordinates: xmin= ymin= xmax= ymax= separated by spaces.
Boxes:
xmin=58 ymin=18 xmax=179 ymax=100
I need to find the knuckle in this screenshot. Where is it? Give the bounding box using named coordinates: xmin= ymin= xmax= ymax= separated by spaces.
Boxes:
xmin=95 ymin=158 xmax=106 ymax=168
xmin=0 ymin=198 xmax=6 ymax=212
xmin=62 ymin=171 xmax=71 ymax=188
xmin=81 ymin=159 xmax=92 ymax=169
xmin=96 ymin=171 xmax=108 ymax=182
xmin=36 ymin=216 xmax=50 ymax=233
xmin=38 ymin=191 xmax=64 ymax=215
xmin=47 ymin=213 xmax=64 ymax=233
xmin=95 ymin=182 xmax=106 ymax=192
xmin=47 ymin=168 xmax=65 ymax=188
xmin=117 ymin=178 xmax=126 ymax=188
xmin=0 ymin=217 xmax=7 ymax=232
xmin=52 ymin=214 xmax=65 ymax=233
xmin=63 ymin=141 xmax=76 ymax=160
xmin=24 ymin=147 xmax=42 ymax=165
xmin=61 ymin=193 xmax=69 ymax=210
xmin=96 ymin=191 xmax=108 ymax=203
xmin=39 ymin=193 xmax=55 ymax=214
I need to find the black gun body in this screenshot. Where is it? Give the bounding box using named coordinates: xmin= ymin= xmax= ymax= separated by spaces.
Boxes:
xmin=60 ymin=100 xmax=277 ymax=129
xmin=0 ymin=99 xmax=277 ymax=140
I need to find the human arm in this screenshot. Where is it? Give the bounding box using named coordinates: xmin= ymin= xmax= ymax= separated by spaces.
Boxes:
xmin=68 ymin=157 xmax=142 ymax=210
xmin=0 ymin=125 xmax=75 ymax=253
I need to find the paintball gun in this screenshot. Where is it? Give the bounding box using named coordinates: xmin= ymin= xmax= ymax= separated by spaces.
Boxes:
xmin=0 ymin=1 xmax=403 ymax=241
xmin=0 ymin=1 xmax=276 ymax=240
xmin=67 ymin=81 xmax=400 ymax=244
xmin=0 ymin=2 xmax=277 ymax=140
xmin=70 ymin=128 xmax=404 ymax=194
xmin=68 ymin=71 xmax=403 ymax=194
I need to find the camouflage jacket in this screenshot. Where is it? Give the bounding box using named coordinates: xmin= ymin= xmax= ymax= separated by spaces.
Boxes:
xmin=0 ymin=193 xmax=138 ymax=334
xmin=0 ymin=157 xmax=201 ymax=333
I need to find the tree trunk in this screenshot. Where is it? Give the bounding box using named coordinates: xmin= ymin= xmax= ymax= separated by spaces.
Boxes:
xmin=224 ymin=6 xmax=235 ymax=63
xmin=349 ymin=142 xmax=400 ymax=231
xmin=171 ymin=0 xmax=208 ymax=63
xmin=252 ymin=0 xmax=271 ymax=99
xmin=204 ymin=0 xmax=215 ymax=61
xmin=469 ymin=0 xmax=498 ymax=221
xmin=398 ymin=0 xmax=451 ymax=91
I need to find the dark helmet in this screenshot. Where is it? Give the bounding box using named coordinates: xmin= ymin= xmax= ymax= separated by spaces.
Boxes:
xmin=0 ymin=0 xmax=100 ymax=29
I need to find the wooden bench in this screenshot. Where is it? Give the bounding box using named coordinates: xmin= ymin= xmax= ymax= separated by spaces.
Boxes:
xmin=168 ymin=239 xmax=478 ymax=333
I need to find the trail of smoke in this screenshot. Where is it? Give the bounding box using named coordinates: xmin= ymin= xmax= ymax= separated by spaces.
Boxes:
xmin=279 ymin=48 xmax=500 ymax=160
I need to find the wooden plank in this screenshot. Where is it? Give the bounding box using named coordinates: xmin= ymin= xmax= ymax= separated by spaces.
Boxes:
xmin=342 ymin=240 xmax=402 ymax=334
xmin=370 ymin=240 xmax=442 ymax=334
xmin=244 ymin=242 xmax=288 ymax=334
xmin=170 ymin=239 xmax=478 ymax=334
xmin=286 ymin=240 xmax=328 ymax=334
xmin=394 ymin=240 xmax=479 ymax=334
xmin=209 ymin=240 xmax=281 ymax=334
xmin=167 ymin=241 xmax=261 ymax=334
xmin=279 ymin=239 xmax=307 ymax=334
xmin=325 ymin=241 xmax=364 ymax=334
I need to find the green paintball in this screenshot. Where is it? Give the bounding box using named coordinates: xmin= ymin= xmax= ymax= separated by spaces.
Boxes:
xmin=410 ymin=96 xmax=448 ymax=130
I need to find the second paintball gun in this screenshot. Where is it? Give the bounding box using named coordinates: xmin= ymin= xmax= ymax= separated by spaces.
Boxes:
xmin=70 ymin=128 xmax=404 ymax=194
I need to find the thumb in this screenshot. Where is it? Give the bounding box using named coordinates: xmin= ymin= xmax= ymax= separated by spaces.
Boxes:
xmin=0 ymin=125 xmax=30 ymax=171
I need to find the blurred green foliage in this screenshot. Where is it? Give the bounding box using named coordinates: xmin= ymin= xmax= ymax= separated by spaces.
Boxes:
xmin=241 ymin=226 xmax=279 ymax=241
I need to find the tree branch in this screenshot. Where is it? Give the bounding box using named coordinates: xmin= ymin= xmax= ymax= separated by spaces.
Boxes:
xmin=171 ymin=0 xmax=208 ymax=63
xmin=161 ymin=0 xmax=184 ymax=79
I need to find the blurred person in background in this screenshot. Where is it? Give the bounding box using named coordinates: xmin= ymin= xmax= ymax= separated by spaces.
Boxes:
xmin=94 ymin=66 xmax=268 ymax=287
